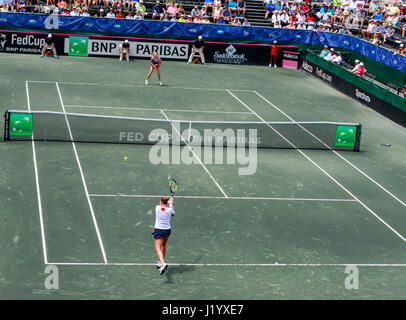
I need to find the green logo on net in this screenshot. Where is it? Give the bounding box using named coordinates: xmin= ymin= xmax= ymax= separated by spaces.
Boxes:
xmin=69 ymin=36 xmax=88 ymax=56
xmin=335 ymin=125 xmax=357 ymax=147
xmin=9 ymin=113 xmax=33 ymax=136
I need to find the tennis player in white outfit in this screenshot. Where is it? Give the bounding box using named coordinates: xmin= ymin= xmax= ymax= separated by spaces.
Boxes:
xmin=153 ymin=196 xmax=175 ymax=275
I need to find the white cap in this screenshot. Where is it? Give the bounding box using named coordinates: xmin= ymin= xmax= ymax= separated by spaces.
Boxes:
xmin=273 ymin=40 xmax=277 ymax=43
xmin=125 ymin=39 xmax=129 ymax=43
xmin=48 ymin=34 xmax=52 ymax=37
xmin=355 ymin=59 xmax=359 ymax=63
xmin=198 ymin=35 xmax=202 ymax=40
xmin=359 ymin=62 xmax=364 ymax=66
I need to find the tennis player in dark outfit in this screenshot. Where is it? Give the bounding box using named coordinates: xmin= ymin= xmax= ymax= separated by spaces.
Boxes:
xmin=154 ymin=196 xmax=174 ymax=275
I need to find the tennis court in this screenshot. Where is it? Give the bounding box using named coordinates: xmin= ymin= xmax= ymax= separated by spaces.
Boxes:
xmin=0 ymin=53 xmax=405 ymax=299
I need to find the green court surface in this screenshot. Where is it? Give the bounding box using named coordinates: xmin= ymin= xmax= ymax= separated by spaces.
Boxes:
xmin=0 ymin=53 xmax=405 ymax=299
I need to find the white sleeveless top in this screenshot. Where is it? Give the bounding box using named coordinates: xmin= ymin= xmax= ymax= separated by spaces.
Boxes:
xmin=154 ymin=205 xmax=175 ymax=230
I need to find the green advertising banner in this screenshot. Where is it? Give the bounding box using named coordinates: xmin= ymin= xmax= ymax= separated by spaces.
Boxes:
xmin=69 ymin=36 xmax=89 ymax=56
xmin=335 ymin=125 xmax=357 ymax=147
xmin=9 ymin=113 xmax=33 ymax=136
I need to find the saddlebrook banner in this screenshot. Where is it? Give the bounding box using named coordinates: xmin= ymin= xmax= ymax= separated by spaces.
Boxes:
xmin=0 ymin=12 xmax=405 ymax=72
xmin=0 ymin=30 xmax=298 ymax=65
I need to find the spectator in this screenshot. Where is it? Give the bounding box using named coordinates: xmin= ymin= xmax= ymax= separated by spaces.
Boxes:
xmin=296 ymin=10 xmax=306 ymax=23
xmin=338 ymin=24 xmax=352 ymax=35
xmin=307 ymin=21 xmax=315 ymax=30
xmin=162 ymin=13 xmax=170 ymax=21
xmin=186 ymin=15 xmax=194 ymax=23
xmin=332 ymin=51 xmax=342 ymax=65
xmin=397 ymin=44 xmax=405 ymax=56
xmin=126 ymin=11 xmax=134 ymax=19
xmin=319 ymin=45 xmax=329 ymax=58
xmin=213 ymin=4 xmax=223 ymax=23
xmin=373 ymin=8 xmax=383 ymax=21
xmin=351 ymin=59 xmax=360 ymax=72
xmin=194 ymin=15 xmax=202 ymax=23
xmin=200 ymin=5 xmax=208 ymax=18
xmin=187 ymin=35 xmax=206 ymax=65
xmin=274 ymin=20 xmax=282 ymax=28
xmin=152 ymin=1 xmax=165 ymax=20
xmin=265 ymin=1 xmax=275 ymax=20
xmin=202 ymin=16 xmax=211 ymax=23
xmin=280 ymin=10 xmax=289 ymax=27
xmin=98 ymin=8 xmax=105 ymax=17
xmin=119 ymin=39 xmax=130 ymax=61
xmin=135 ymin=0 xmax=146 ymax=19
xmin=324 ymin=48 xmax=335 ymax=61
xmin=57 ymin=0 xmax=67 ymax=12
xmin=383 ymin=23 xmax=395 ymax=42
xmin=352 ymin=61 xmax=366 ymax=76
xmin=191 ymin=5 xmax=200 ymax=18
xmin=275 ymin=0 xmax=282 ymax=12
xmin=231 ymin=16 xmax=241 ymax=25
xmin=134 ymin=11 xmax=143 ymax=20
xmin=297 ymin=20 xmax=306 ymax=29
xmin=284 ymin=20 xmax=296 ymax=29
xmin=178 ymin=14 xmax=186 ymax=22
xmin=217 ymin=15 xmax=226 ymax=24
xmin=242 ymin=18 xmax=250 ymax=26
xmin=228 ymin=0 xmax=238 ymax=15
xmin=40 ymin=34 xmax=58 ymax=59
xmin=116 ymin=9 xmax=124 ymax=19
xmin=236 ymin=0 xmax=246 ymax=17
xmin=167 ymin=2 xmax=178 ymax=17
xmin=351 ymin=7 xmax=366 ymax=29
xmin=81 ymin=8 xmax=90 ymax=16
xmin=222 ymin=5 xmax=232 ymax=23
xmin=362 ymin=20 xmax=375 ymax=38
xmin=106 ymin=8 xmax=115 ymax=18
xmin=178 ymin=4 xmax=186 ymax=16
xmin=205 ymin=0 xmax=214 ymax=13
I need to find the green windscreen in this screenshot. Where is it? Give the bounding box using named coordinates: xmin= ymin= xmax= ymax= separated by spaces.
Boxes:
xmin=8 ymin=112 xmax=33 ymax=136
xmin=334 ymin=125 xmax=357 ymax=148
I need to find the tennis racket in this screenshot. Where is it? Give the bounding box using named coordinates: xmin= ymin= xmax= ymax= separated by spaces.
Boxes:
xmin=169 ymin=178 xmax=178 ymax=197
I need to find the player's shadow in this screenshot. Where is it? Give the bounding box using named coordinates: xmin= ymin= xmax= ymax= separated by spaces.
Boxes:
xmin=164 ymin=254 xmax=202 ymax=284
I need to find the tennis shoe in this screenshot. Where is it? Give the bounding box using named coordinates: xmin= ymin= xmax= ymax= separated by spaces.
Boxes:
xmin=268 ymin=64 xmax=271 ymax=67
xmin=156 ymin=261 xmax=161 ymax=269
xmin=159 ymin=263 xmax=168 ymax=275
xmin=145 ymin=79 xmax=149 ymax=85
xmin=159 ymin=81 xmax=163 ymax=86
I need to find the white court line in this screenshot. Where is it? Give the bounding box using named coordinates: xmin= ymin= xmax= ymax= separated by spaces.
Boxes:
xmin=160 ymin=109 xmax=228 ymax=198
xmin=254 ymin=91 xmax=406 ymax=208
xmin=56 ymin=82 xmax=108 ymax=264
xmin=46 ymin=262 xmax=406 ymax=267
xmin=26 ymin=81 xmax=48 ymax=265
xmin=89 ymin=194 xmax=357 ymax=202
xmin=26 ymin=80 xmax=253 ymax=92
xmin=65 ymin=105 xmax=253 ymax=115
xmin=227 ymin=90 xmax=406 ymax=243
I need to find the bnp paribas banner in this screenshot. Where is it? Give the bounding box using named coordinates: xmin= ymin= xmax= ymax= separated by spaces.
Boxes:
xmin=64 ymin=36 xmax=189 ymax=60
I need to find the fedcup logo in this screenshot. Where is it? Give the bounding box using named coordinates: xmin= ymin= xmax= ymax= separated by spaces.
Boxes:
xmin=145 ymin=122 xmax=258 ymax=176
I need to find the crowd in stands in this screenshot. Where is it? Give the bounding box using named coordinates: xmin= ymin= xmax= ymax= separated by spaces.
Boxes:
xmin=1 ymin=0 xmax=405 ymax=53
xmin=263 ymin=0 xmax=406 ymax=54
xmin=0 ymin=0 xmax=250 ymax=25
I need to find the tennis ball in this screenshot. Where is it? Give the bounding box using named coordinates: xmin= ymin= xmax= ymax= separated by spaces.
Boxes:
xmin=124 ymin=157 xmax=127 ymax=160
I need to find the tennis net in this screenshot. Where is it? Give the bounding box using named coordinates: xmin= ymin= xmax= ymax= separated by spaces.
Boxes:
xmin=4 ymin=110 xmax=362 ymax=151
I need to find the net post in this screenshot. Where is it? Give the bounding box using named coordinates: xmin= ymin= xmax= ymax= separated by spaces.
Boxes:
xmin=354 ymin=124 xmax=362 ymax=152
xmin=4 ymin=110 xmax=10 ymax=141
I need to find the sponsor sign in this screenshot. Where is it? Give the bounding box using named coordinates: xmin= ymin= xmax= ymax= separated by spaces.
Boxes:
xmin=64 ymin=37 xmax=189 ymax=60
xmin=301 ymin=58 xmax=406 ymax=127
xmin=9 ymin=113 xmax=33 ymax=136
xmin=0 ymin=32 xmax=64 ymax=54
xmin=282 ymin=51 xmax=299 ymax=70
xmin=68 ymin=36 xmax=88 ymax=56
